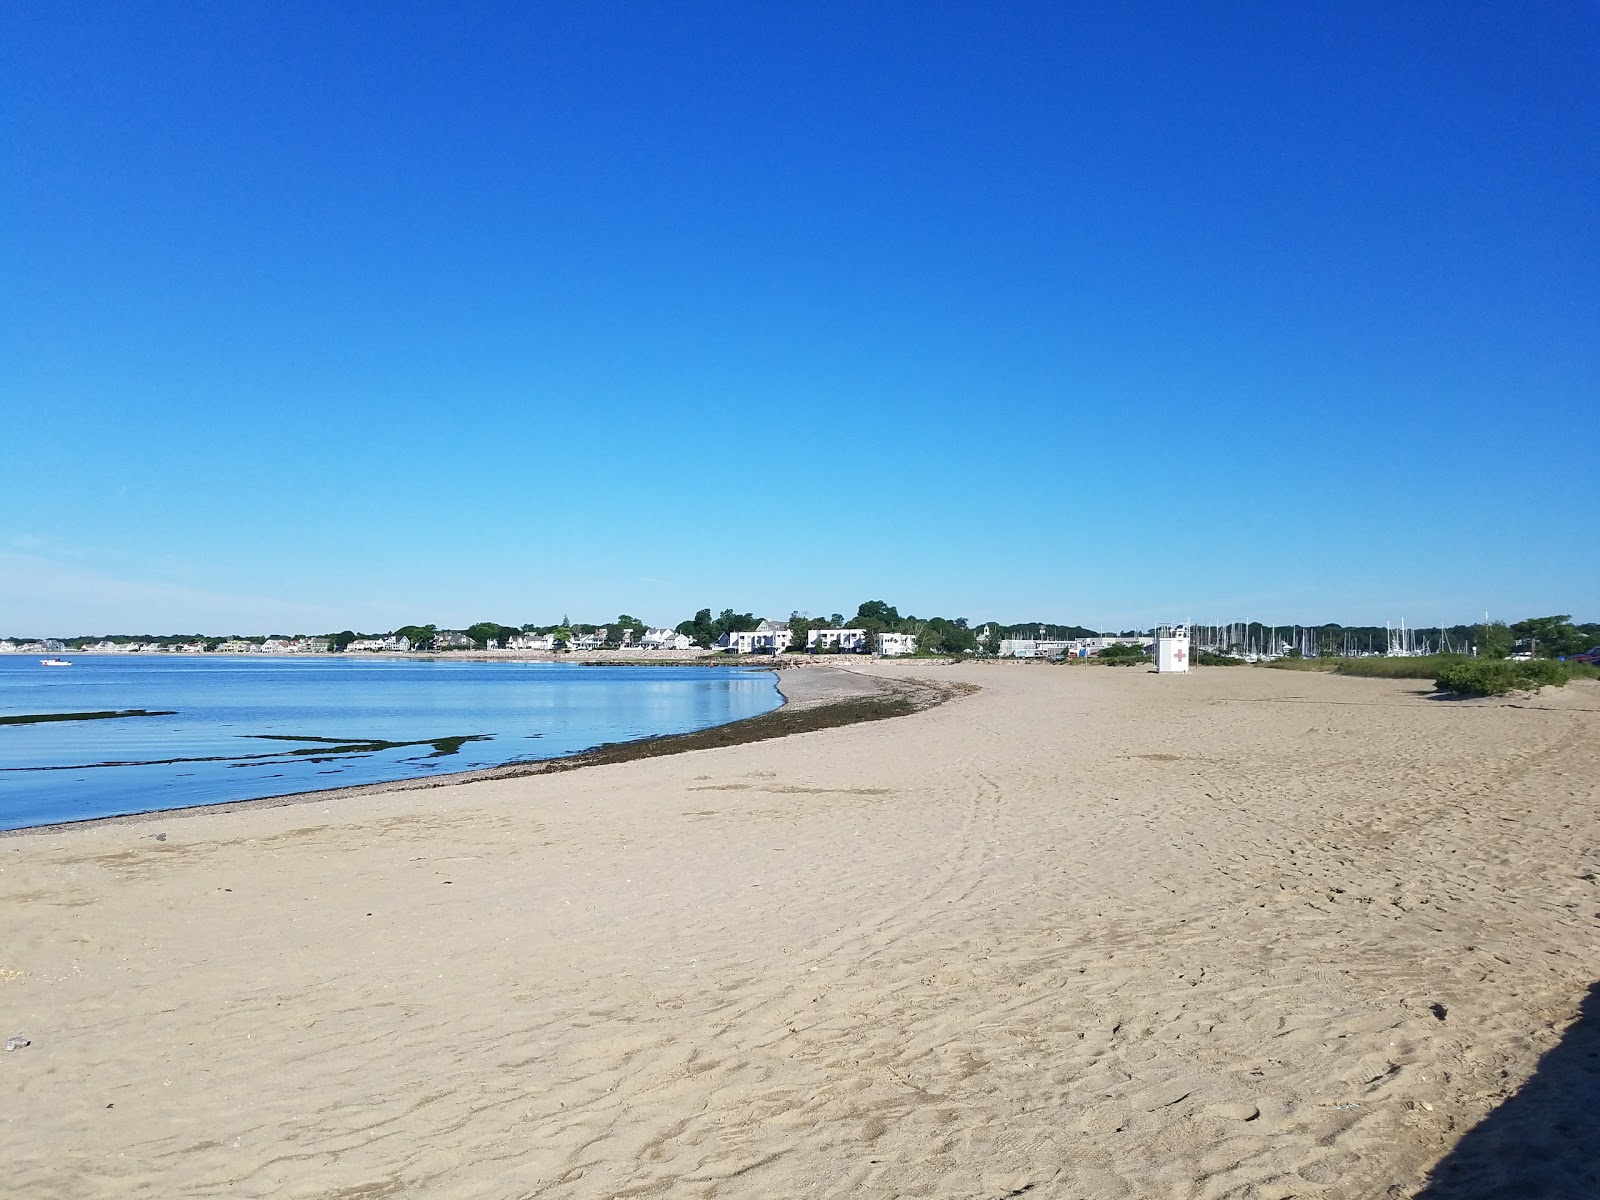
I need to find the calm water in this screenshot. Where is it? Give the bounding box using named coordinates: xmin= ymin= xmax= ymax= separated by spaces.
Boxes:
xmin=0 ymin=656 xmax=781 ymax=830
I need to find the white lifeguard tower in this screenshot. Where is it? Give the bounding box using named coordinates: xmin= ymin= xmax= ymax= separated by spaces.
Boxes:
xmin=1156 ymin=624 xmax=1190 ymax=673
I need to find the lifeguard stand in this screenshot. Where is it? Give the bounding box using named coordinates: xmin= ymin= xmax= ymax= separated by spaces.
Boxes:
xmin=1156 ymin=624 xmax=1190 ymax=673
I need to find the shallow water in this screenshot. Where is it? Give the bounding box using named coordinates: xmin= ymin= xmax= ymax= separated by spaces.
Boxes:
xmin=0 ymin=655 xmax=780 ymax=830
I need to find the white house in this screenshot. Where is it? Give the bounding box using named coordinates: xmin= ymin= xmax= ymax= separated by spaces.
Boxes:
xmin=639 ymin=628 xmax=694 ymax=650
xmin=806 ymin=628 xmax=868 ymax=653
xmin=508 ymin=632 xmax=556 ymax=651
xmin=876 ymin=632 xmax=919 ymax=656
xmin=718 ymin=619 xmax=792 ymax=654
xmin=348 ymin=635 xmax=412 ymax=652
xmin=570 ymin=628 xmax=610 ymax=651
xmin=0 ymin=641 xmax=18 ymax=653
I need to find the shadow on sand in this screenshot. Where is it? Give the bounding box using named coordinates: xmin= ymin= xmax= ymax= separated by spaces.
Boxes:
xmin=1416 ymin=981 xmax=1600 ymax=1198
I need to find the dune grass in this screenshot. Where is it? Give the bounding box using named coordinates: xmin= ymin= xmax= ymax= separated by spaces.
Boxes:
xmin=1263 ymin=655 xmax=1598 ymax=695
xmin=1265 ymin=655 xmax=1460 ymax=679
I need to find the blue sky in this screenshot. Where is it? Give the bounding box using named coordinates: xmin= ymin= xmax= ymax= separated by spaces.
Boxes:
xmin=4 ymin=2 xmax=1596 ymax=636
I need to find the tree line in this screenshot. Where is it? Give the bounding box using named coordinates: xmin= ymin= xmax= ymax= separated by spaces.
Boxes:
xmin=17 ymin=612 xmax=1598 ymax=658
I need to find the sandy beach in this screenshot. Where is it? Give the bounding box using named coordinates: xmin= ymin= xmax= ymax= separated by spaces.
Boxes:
xmin=3 ymin=662 xmax=1597 ymax=1199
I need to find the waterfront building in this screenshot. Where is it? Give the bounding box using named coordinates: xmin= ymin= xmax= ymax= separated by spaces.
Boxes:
xmin=806 ymin=628 xmax=868 ymax=653
xmin=639 ymin=628 xmax=694 ymax=650
xmin=876 ymin=632 xmax=919 ymax=656
xmin=717 ymin=620 xmax=792 ymax=654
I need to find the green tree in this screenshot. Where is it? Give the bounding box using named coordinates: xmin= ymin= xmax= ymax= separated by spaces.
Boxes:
xmin=463 ymin=621 xmax=520 ymax=649
xmin=789 ymin=613 xmax=813 ymax=653
xmin=1510 ymin=615 xmax=1586 ymax=658
xmin=327 ymin=630 xmax=357 ymax=652
xmin=677 ymin=608 xmax=713 ymax=647
xmin=855 ymin=600 xmax=902 ymax=628
xmin=914 ymin=617 xmax=978 ymax=656
xmin=1097 ymin=641 xmax=1150 ymax=663
xmin=1475 ymin=620 xmax=1513 ymax=660
xmin=392 ymin=624 xmax=437 ymax=651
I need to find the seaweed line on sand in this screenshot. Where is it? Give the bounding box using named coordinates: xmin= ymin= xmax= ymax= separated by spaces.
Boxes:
xmin=1 ymin=672 xmax=975 ymax=836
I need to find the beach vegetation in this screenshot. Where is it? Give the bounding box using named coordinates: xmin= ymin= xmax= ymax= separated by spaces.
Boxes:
xmin=1266 ymin=655 xmax=1455 ymax=678
xmin=1265 ymin=654 xmax=1600 ymax=690
xmin=1194 ymin=651 xmax=1245 ymax=665
xmin=1434 ymin=658 xmax=1595 ymax=697
xmin=1095 ymin=642 xmax=1151 ymax=665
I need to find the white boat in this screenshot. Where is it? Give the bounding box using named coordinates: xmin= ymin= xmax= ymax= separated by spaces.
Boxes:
xmin=40 ymin=658 xmax=72 ymax=667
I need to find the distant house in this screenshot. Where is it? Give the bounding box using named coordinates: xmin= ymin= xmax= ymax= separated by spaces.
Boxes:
xmin=432 ymin=632 xmax=472 ymax=650
xmin=348 ymin=635 xmax=412 ymax=652
xmin=806 ymin=628 xmax=868 ymax=653
xmin=507 ymin=632 xmax=555 ymax=651
xmin=570 ymin=627 xmax=609 ymax=651
xmin=0 ymin=641 xmax=17 ymax=653
xmin=639 ymin=628 xmax=694 ymax=650
xmin=215 ymin=639 xmax=255 ymax=653
xmin=88 ymin=639 xmax=121 ymax=653
xmin=718 ymin=619 xmax=792 ymax=654
xmin=177 ymin=641 xmax=207 ymax=653
xmin=42 ymin=639 xmax=66 ymax=653
xmin=876 ymin=632 xmax=919 ymax=656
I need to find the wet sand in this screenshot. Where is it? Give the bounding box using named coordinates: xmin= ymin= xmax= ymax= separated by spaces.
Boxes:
xmin=2 ymin=662 xmax=1597 ymax=1198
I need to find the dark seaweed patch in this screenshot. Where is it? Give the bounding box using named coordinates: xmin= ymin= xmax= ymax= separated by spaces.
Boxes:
xmin=0 ymin=732 xmax=490 ymax=773
xmin=0 ymin=709 xmax=176 ymax=727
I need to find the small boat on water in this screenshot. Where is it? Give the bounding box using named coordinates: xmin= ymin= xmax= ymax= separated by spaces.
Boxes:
xmin=40 ymin=658 xmax=72 ymax=667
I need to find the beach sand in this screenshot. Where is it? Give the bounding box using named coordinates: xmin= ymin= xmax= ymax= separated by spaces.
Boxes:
xmin=2 ymin=663 xmax=1597 ymax=1198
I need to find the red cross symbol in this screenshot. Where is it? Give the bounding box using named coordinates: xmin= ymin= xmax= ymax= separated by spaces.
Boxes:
xmin=1174 ymin=646 xmax=1186 ymax=663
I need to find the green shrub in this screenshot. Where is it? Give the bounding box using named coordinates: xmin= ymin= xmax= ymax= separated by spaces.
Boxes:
xmin=1194 ymin=651 xmax=1245 ymax=666
xmin=1263 ymin=657 xmax=1337 ymax=671
xmin=1266 ymin=655 xmax=1465 ymax=679
xmin=1095 ymin=642 xmax=1151 ymax=665
xmin=1336 ymin=655 xmax=1467 ymax=679
xmin=1434 ymin=658 xmax=1585 ymax=696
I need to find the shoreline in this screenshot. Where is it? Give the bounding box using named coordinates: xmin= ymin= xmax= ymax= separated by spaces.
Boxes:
xmin=0 ymin=666 xmax=970 ymax=838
